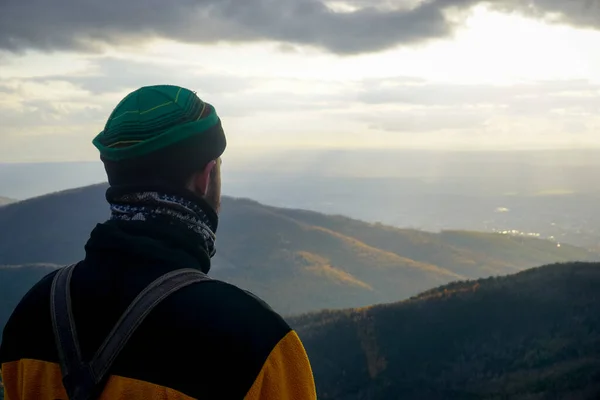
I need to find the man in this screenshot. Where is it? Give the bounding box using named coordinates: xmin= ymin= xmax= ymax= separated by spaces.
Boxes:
xmin=0 ymin=85 xmax=317 ymax=399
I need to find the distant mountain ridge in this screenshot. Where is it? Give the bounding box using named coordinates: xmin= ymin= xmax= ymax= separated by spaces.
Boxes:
xmin=290 ymin=262 xmax=600 ymax=399
xmin=0 ymin=184 xmax=598 ymax=318
xmin=0 ymin=197 xmax=15 ymax=206
xmin=2 ymin=186 xmax=600 ymax=399
xmin=0 ymin=264 xmax=59 ymax=343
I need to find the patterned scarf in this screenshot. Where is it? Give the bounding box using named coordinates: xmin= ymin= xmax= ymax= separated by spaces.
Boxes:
xmin=107 ymin=190 xmax=217 ymax=257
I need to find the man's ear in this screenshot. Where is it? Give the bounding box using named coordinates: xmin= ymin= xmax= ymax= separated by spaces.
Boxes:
xmin=191 ymin=160 xmax=217 ymax=196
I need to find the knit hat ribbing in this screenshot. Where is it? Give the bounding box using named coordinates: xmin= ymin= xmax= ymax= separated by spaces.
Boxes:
xmin=93 ymin=85 xmax=226 ymax=186
xmin=93 ymin=85 xmax=224 ymax=161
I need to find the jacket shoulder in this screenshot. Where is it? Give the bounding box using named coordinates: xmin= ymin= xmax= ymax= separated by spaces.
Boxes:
xmin=142 ymin=278 xmax=294 ymax=398
xmin=168 ymin=278 xmax=291 ymax=337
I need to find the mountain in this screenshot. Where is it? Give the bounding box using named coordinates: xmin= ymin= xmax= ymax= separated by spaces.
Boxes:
xmin=0 ymin=184 xmax=598 ymax=318
xmin=268 ymin=207 xmax=596 ymax=278
xmin=0 ymin=197 xmax=15 ymax=207
xmin=0 ymin=264 xmax=59 ymax=341
xmin=290 ymin=262 xmax=600 ymax=400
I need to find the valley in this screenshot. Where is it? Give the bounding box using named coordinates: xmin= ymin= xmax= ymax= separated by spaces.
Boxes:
xmin=1 ymin=183 xmax=600 ymax=398
xmin=0 ymin=184 xmax=597 ymax=318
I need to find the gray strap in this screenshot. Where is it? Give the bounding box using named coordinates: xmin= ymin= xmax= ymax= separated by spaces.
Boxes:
xmin=88 ymin=268 xmax=211 ymax=381
xmin=51 ymin=265 xmax=211 ymax=400
xmin=50 ymin=264 xmax=82 ymax=381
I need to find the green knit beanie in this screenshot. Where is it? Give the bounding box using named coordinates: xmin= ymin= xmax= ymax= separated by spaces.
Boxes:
xmin=93 ymin=85 xmax=226 ymax=186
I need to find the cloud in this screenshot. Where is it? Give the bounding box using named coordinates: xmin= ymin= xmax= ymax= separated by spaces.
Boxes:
xmin=364 ymin=108 xmax=490 ymax=133
xmin=346 ymin=77 xmax=600 ymax=134
xmin=0 ymin=83 xmax=104 ymax=137
xmin=28 ymin=57 xmax=257 ymax=96
xmin=2 ymin=0 xmax=597 ymax=55
xmin=1 ymin=55 xmax=600 ymax=161
xmin=492 ymin=0 xmax=600 ymax=30
xmin=14 ymin=56 xmax=349 ymax=120
xmin=0 ymin=0 xmax=444 ymax=55
xmin=0 ymin=56 xmax=351 ymax=150
xmin=356 ymin=78 xmax=600 ymax=114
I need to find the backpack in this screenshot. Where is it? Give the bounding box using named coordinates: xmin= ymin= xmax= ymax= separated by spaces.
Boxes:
xmin=50 ymin=264 xmax=211 ymax=400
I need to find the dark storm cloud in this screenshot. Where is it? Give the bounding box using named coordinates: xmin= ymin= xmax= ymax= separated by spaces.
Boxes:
xmin=1 ymin=0 xmax=597 ymax=54
xmin=493 ymin=0 xmax=600 ymax=30
xmin=6 ymin=0 xmax=596 ymax=56
xmin=0 ymin=0 xmax=449 ymax=54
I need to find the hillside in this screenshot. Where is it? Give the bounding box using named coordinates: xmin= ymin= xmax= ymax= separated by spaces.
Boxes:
xmin=0 ymin=264 xmax=59 ymax=341
xmin=0 ymin=184 xmax=598 ymax=317
xmin=0 ymin=197 xmax=14 ymax=207
xmin=272 ymin=207 xmax=595 ymax=278
xmin=290 ymin=262 xmax=600 ymax=399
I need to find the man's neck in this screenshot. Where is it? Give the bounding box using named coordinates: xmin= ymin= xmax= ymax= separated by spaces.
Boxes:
xmin=105 ymin=185 xmax=219 ymax=260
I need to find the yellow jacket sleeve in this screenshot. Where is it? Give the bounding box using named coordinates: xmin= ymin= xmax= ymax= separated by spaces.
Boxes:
xmin=245 ymin=330 xmax=317 ymax=400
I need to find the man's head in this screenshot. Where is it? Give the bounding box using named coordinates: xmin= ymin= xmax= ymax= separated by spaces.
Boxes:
xmin=92 ymin=85 xmax=226 ymax=212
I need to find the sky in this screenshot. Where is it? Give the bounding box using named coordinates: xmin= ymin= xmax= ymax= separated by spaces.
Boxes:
xmin=1 ymin=0 xmax=600 ymax=163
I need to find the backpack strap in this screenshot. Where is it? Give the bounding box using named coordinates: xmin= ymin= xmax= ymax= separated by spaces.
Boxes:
xmin=50 ymin=264 xmax=211 ymax=400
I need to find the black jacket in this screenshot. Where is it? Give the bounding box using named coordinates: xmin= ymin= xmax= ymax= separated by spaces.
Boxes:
xmin=0 ymin=218 xmax=316 ymax=399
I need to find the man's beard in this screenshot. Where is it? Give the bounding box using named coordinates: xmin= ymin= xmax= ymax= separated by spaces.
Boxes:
xmin=204 ymin=165 xmax=221 ymax=214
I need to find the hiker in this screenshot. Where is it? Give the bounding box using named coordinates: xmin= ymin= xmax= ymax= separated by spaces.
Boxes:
xmin=0 ymin=85 xmax=317 ymax=399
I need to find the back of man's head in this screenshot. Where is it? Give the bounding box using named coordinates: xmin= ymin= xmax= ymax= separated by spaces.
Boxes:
xmin=92 ymin=85 xmax=226 ymax=193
